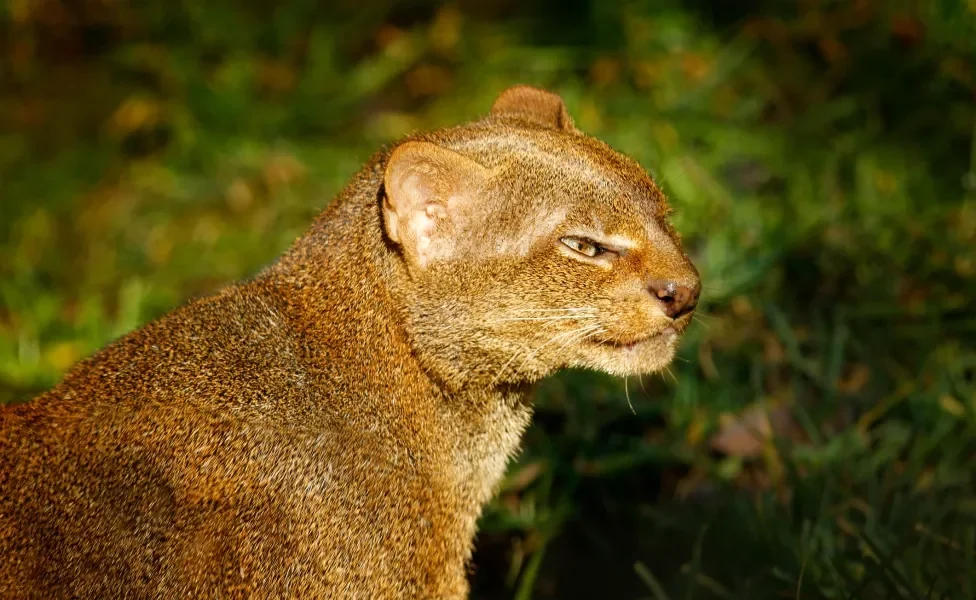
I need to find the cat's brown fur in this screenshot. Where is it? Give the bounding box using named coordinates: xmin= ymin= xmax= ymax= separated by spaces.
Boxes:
xmin=0 ymin=86 xmax=700 ymax=599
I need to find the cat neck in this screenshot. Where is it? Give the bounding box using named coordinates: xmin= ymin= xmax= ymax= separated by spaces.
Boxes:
xmin=267 ymin=159 xmax=533 ymax=509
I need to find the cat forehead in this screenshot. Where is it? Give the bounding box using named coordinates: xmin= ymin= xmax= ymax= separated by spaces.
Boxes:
xmin=424 ymin=124 xmax=674 ymax=246
xmin=508 ymin=142 xmax=670 ymax=231
xmin=489 ymin=172 xmax=675 ymax=257
xmin=444 ymin=128 xmax=667 ymax=212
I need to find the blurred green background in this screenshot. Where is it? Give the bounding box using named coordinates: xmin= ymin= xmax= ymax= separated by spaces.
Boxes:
xmin=2 ymin=0 xmax=975 ymax=598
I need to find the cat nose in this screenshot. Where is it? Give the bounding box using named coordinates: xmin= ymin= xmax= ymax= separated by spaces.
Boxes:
xmin=648 ymin=279 xmax=700 ymax=319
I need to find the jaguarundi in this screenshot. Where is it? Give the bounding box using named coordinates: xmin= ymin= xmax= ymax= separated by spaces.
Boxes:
xmin=0 ymin=85 xmax=701 ymax=598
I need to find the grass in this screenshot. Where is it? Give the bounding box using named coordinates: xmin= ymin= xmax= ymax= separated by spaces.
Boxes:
xmin=2 ymin=1 xmax=975 ymax=598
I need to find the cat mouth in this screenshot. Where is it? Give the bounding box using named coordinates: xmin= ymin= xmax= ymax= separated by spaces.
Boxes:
xmin=571 ymin=326 xmax=681 ymax=377
xmin=595 ymin=326 xmax=677 ymax=353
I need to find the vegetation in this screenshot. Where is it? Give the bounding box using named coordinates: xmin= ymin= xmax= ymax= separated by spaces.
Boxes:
xmin=2 ymin=1 xmax=975 ymax=598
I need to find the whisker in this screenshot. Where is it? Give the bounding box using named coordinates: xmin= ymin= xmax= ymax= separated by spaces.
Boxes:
xmin=624 ymin=376 xmax=635 ymax=415
xmin=580 ymin=328 xmax=604 ymax=341
xmin=664 ymin=366 xmax=678 ymax=385
xmin=513 ymin=324 xmax=602 ymax=375
xmin=493 ymin=315 xmax=599 ymax=322
xmin=490 ymin=347 xmax=531 ymax=387
xmin=549 ymin=324 xmax=603 ymax=358
xmin=692 ymin=316 xmax=710 ymax=330
xmin=490 ymin=324 xmax=601 ymax=386
xmin=489 ymin=316 xmax=566 ymax=338
xmin=512 ymin=307 xmax=598 ymax=313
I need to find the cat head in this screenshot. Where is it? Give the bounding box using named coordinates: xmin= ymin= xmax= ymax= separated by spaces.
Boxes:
xmin=382 ymin=85 xmax=700 ymax=389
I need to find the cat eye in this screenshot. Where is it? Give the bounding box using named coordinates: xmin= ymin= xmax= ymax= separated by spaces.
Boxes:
xmin=560 ymin=236 xmax=606 ymax=258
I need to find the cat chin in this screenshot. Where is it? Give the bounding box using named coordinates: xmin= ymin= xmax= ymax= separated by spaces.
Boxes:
xmin=570 ymin=328 xmax=680 ymax=377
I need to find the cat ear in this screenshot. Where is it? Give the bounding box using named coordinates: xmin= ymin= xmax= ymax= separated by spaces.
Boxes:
xmin=491 ymin=85 xmax=578 ymax=132
xmin=383 ymin=141 xmax=490 ymax=269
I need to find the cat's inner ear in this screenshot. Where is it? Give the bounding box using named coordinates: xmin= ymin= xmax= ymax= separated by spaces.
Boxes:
xmin=383 ymin=141 xmax=490 ymax=269
xmin=491 ymin=85 xmax=578 ymax=132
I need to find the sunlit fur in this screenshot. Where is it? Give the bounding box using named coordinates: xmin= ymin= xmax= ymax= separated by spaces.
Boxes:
xmin=388 ymin=120 xmax=700 ymax=389
xmin=0 ymin=86 xmax=699 ymax=599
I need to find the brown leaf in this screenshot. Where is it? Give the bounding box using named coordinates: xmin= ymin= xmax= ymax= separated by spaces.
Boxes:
xmin=710 ymin=403 xmax=795 ymax=458
xmin=502 ymin=460 xmax=546 ymax=493
xmin=890 ymin=14 xmax=925 ymax=47
xmin=838 ymin=363 xmax=871 ymax=394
